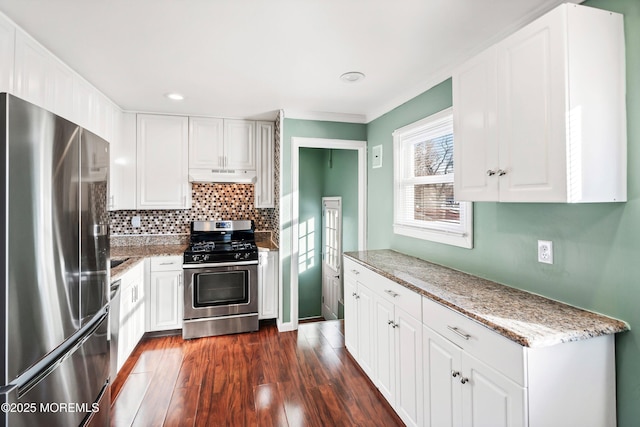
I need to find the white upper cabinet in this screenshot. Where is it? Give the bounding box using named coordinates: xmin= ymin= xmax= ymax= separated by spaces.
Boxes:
xmin=189 ymin=117 xmax=224 ymax=169
xmin=0 ymin=15 xmax=14 ymax=94
xmin=255 ymin=121 xmax=275 ymax=208
xmin=109 ymin=112 xmax=137 ymax=210
xmin=454 ymin=3 xmax=626 ymax=203
xmin=224 ymin=119 xmax=256 ymax=170
xmin=188 ymin=117 xmax=257 ymax=183
xmin=14 ymin=30 xmax=48 ymax=108
xmin=137 ymin=114 xmax=191 ymax=209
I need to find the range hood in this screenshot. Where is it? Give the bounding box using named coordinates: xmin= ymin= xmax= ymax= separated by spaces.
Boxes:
xmin=189 ymin=168 xmax=257 ymax=184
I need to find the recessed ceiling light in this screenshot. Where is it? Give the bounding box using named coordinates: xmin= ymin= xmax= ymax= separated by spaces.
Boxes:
xmin=165 ymin=93 xmax=185 ymax=101
xmin=340 ymin=71 xmax=365 ymax=83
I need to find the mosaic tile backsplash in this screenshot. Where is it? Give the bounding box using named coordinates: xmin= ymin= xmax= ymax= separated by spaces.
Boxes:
xmin=109 ymin=183 xmax=277 ymax=237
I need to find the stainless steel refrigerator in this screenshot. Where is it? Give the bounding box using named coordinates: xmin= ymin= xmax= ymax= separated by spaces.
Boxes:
xmin=0 ymin=94 xmax=110 ymax=426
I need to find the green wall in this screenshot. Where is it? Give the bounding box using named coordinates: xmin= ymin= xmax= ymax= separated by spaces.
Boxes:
xmin=298 ymin=148 xmax=360 ymax=319
xmin=281 ymin=119 xmax=367 ymax=322
xmin=365 ymin=1 xmax=640 ymax=425
xmin=323 ymin=149 xmax=360 ymax=254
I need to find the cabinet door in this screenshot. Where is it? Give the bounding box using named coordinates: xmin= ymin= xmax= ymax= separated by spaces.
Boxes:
xmin=46 ymin=59 xmax=74 ymax=121
xmin=14 ymin=31 xmax=48 ymax=108
xmin=453 ymin=46 xmax=499 ymax=202
xmin=423 ymin=325 xmax=462 ymax=427
xmin=0 ymin=15 xmax=14 ymax=93
xmin=461 ymin=353 xmax=526 ymax=427
xmin=356 ymin=283 xmax=376 ymax=379
xmin=258 ymin=251 xmax=278 ymax=319
xmin=189 ymin=117 xmax=224 ymax=169
xmin=110 ymin=112 xmax=137 ymax=210
xmin=395 ymin=308 xmax=423 ymax=427
xmin=117 ymin=284 xmax=134 ymax=373
xmin=344 ymin=274 xmax=358 ymax=357
xmin=255 ymin=121 xmax=275 ymax=208
xmin=137 ymin=114 xmax=190 ymax=209
xmin=374 ymin=295 xmax=396 ymax=405
xmin=149 ymin=270 xmax=183 ymax=331
xmin=497 ymin=5 xmax=567 ymax=202
xmin=224 ymin=119 xmax=256 ymax=170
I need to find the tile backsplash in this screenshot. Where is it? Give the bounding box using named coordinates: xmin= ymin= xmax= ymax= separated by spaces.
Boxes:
xmin=109 ymin=183 xmax=277 ymax=237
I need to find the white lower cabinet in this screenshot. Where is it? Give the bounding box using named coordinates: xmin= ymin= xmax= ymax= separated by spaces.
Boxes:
xmin=147 ymin=256 xmax=183 ymax=331
xmin=423 ymin=324 xmax=525 ymax=427
xmin=345 ymin=256 xmax=617 ymax=427
xmin=344 ymin=269 xmax=375 ymax=379
xmin=345 ymin=258 xmax=423 ymax=427
xmin=117 ymin=261 xmax=145 ymax=374
xmin=258 ymin=250 xmax=278 ymax=319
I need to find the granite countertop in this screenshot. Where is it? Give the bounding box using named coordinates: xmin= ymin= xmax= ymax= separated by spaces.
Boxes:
xmin=344 ymin=249 xmax=629 ymax=348
xmin=110 ymin=244 xmax=188 ymax=281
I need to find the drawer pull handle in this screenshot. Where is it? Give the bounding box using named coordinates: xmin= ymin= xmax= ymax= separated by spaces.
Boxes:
xmin=460 ymin=377 xmax=469 ymax=385
xmin=159 ymin=262 xmax=174 ymax=265
xmin=384 ymin=290 xmax=399 ymax=298
xmin=451 ymin=370 xmax=460 ymax=378
xmin=351 ymin=269 xmax=360 ymax=275
xmin=447 ymin=326 xmax=471 ymax=340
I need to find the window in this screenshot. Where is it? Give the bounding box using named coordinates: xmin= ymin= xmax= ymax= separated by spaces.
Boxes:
xmin=393 ymin=107 xmax=473 ymax=248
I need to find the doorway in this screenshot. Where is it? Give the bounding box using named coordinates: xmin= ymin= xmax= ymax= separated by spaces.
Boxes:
xmin=289 ymin=137 xmax=367 ymax=330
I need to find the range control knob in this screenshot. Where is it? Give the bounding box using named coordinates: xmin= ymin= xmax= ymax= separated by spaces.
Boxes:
xmin=203 ymin=254 xmax=210 ymax=262
xmin=243 ymin=253 xmax=250 ymax=259
xmin=234 ymin=253 xmax=241 ymax=260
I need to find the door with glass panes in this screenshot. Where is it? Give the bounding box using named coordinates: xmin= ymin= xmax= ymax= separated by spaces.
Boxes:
xmin=322 ymin=197 xmax=342 ymax=320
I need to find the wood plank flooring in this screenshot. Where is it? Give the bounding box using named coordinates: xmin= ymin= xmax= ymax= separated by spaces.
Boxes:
xmin=110 ymin=320 xmax=404 ymax=427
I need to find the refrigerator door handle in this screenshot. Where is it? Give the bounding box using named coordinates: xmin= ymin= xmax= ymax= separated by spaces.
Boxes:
xmin=17 ymin=312 xmax=108 ymax=399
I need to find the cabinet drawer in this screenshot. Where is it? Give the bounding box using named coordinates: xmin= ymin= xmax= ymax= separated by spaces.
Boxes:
xmin=370 ymin=275 xmax=422 ymax=320
xmin=422 ymin=297 xmax=525 ymax=386
xmin=150 ymin=256 xmax=183 ymax=271
xmin=344 ymin=257 xmax=421 ymax=321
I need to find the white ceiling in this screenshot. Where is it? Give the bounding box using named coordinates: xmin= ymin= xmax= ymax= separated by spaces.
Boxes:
xmin=0 ymin=0 xmax=578 ymax=122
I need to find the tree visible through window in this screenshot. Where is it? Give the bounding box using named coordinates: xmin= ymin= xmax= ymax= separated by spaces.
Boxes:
xmin=393 ymin=108 xmax=472 ymax=248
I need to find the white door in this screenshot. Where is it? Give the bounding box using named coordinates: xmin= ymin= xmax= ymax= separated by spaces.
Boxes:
xmin=321 ymin=197 xmax=342 ymax=320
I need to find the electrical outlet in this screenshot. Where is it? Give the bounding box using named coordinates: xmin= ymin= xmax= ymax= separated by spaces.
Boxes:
xmin=537 ymin=240 xmax=553 ymax=264
xmin=131 ymin=216 xmax=141 ymax=228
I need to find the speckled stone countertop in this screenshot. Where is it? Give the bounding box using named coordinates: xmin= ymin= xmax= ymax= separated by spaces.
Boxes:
xmin=344 ymin=250 xmax=629 ymax=348
xmin=110 ymin=244 xmax=188 ymax=282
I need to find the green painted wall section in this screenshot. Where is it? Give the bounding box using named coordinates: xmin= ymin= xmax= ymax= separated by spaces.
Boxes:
xmin=365 ymin=1 xmax=640 ymax=425
xmin=297 ymin=148 xmax=360 ymax=319
xmin=281 ymin=119 xmax=367 ymax=322
xmin=322 ymin=149 xmax=360 ymax=254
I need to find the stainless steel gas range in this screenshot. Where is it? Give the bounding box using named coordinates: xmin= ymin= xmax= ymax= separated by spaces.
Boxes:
xmin=182 ymin=220 xmax=259 ymax=339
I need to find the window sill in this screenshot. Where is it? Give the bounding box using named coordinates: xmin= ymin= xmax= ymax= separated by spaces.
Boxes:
xmin=393 ymin=223 xmax=473 ymax=249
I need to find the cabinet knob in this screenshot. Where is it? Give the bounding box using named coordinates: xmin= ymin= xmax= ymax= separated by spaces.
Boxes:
xmin=460 ymin=377 xmax=469 ymax=385
xmin=497 ymin=169 xmax=507 ymax=176
xmin=451 ymin=370 xmax=460 ymax=378
xmin=486 ymin=169 xmax=496 ymax=176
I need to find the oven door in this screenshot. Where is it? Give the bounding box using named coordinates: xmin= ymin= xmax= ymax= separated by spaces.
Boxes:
xmin=183 ymin=261 xmax=258 ymax=320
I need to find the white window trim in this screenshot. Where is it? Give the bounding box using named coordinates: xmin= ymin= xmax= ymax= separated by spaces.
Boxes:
xmin=393 ymin=107 xmax=473 ymax=249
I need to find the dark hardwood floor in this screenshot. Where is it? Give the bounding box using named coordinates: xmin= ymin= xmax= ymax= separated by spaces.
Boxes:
xmin=110 ymin=320 xmax=404 ymax=427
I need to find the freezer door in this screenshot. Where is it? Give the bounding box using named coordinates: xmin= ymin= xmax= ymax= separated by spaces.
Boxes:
xmin=80 ymin=129 xmax=110 ymax=326
xmin=2 ymin=94 xmax=82 ymax=383
xmin=0 ymin=312 xmax=110 ymax=427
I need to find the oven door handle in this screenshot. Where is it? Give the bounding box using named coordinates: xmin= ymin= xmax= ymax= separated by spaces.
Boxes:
xmin=182 ymin=260 xmax=259 ymax=269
